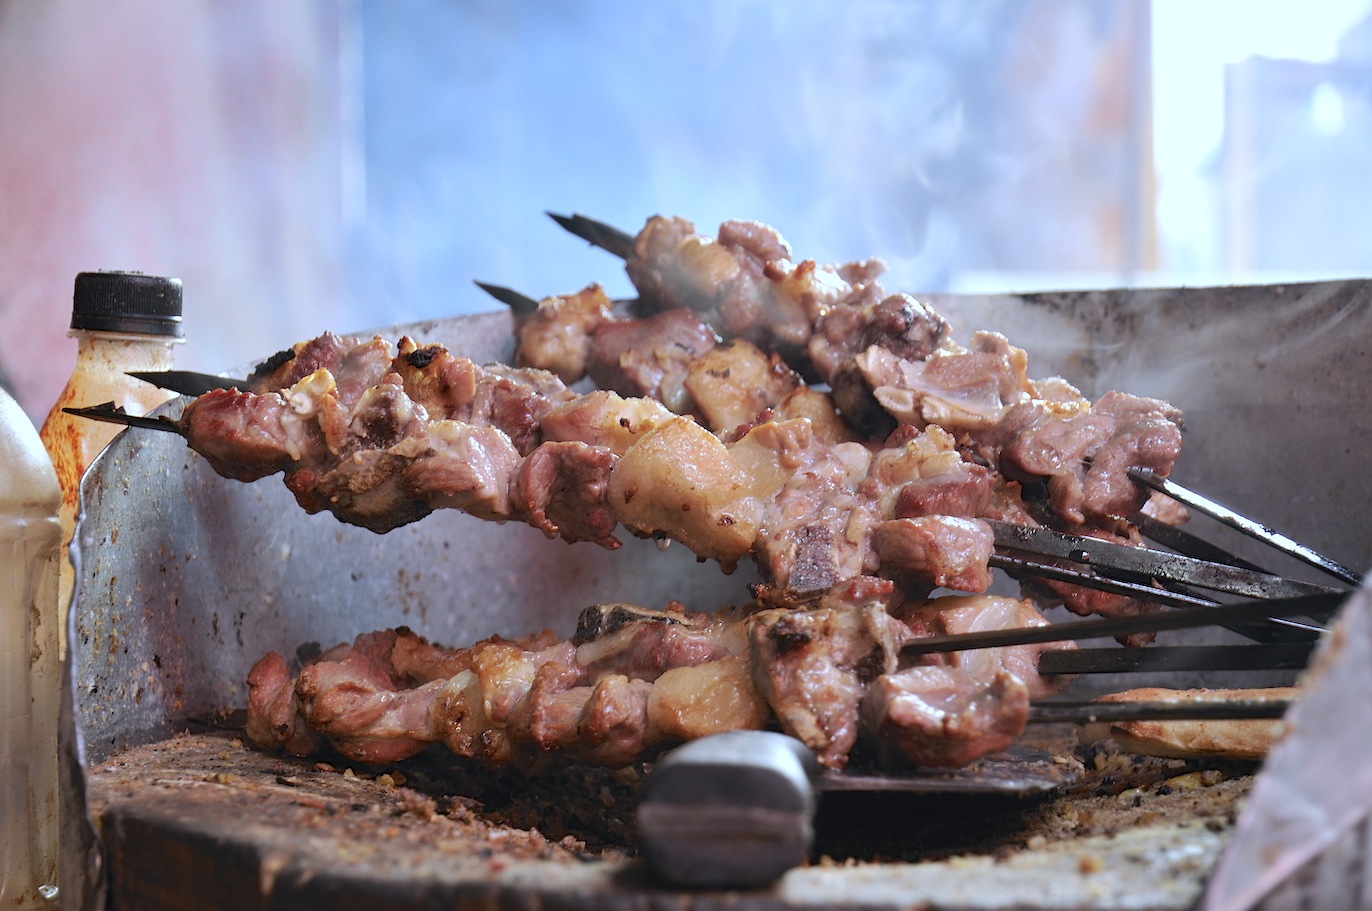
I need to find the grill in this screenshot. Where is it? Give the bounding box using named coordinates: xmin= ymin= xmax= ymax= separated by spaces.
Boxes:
xmin=61 ymin=279 xmax=1372 ymax=910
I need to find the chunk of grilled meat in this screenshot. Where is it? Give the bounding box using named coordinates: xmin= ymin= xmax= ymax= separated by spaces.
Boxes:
xmin=749 ymin=602 xmax=905 ymax=768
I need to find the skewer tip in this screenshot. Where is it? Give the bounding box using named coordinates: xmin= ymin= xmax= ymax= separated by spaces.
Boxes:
xmin=546 ymin=211 xmax=636 ymax=260
xmin=127 ymin=370 xmax=242 ymax=397
xmin=474 ymin=281 xmax=541 ymax=317
xmin=62 ymin=403 xmax=182 ymax=434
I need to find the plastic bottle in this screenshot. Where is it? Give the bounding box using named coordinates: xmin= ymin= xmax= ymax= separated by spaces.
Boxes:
xmin=0 ymin=385 xmax=63 ymax=908
xmin=39 ymin=271 xmax=184 ymax=657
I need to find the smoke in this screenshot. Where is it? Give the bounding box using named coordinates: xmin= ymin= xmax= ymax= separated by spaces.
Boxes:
xmin=347 ymin=0 xmax=1149 ymax=321
xmin=0 ymin=0 xmax=1153 ymax=418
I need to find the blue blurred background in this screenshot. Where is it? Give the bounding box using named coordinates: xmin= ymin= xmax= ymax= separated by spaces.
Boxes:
xmin=2 ymin=0 xmax=1370 ymax=419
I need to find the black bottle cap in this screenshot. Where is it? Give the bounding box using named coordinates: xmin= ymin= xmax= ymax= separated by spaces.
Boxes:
xmin=71 ymin=271 xmax=184 ymax=338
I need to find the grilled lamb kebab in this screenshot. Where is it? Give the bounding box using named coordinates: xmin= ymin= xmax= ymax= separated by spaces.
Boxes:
xmin=177 ymin=329 xmax=1181 ymax=613
xmin=515 ymin=216 xmax=1182 ymax=519
xmin=246 ymin=590 xmax=1072 ymax=772
xmin=514 ymin=216 xmax=951 ymax=436
xmin=182 ymin=332 xmax=994 ymax=595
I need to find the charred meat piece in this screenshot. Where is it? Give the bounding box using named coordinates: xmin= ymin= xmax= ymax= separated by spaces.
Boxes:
xmin=244 ymin=332 xmax=356 ymax=393
xmin=748 ymin=603 xmax=905 ymax=769
xmin=863 ymin=665 xmax=1029 ymax=768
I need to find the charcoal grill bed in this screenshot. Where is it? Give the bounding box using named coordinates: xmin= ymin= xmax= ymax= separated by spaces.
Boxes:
xmin=88 ymin=730 xmax=1252 ymax=911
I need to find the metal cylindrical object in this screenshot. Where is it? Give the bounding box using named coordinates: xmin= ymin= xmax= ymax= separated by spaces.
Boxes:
xmin=637 ymin=731 xmax=818 ymax=888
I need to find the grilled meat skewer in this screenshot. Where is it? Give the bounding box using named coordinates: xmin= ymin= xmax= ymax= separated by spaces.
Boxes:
xmin=245 ymin=591 xmax=1339 ymax=774
xmin=67 ymin=213 xmax=1357 ymax=784
xmin=110 ymin=329 xmax=1191 ymax=620
xmin=246 ymin=591 xmax=1077 ymax=772
xmin=540 ymin=214 xmax=953 ymax=438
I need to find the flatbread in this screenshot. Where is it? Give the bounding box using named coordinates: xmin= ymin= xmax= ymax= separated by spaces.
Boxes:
xmin=1089 ymin=687 xmax=1297 ymax=761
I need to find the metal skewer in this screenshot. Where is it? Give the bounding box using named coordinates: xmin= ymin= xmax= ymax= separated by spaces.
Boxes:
xmin=988 ymin=520 xmax=1339 ymax=601
xmin=473 ymin=281 xmax=540 ymax=317
xmin=900 ymin=591 xmax=1344 ymax=658
xmin=547 ymin=211 xmax=637 ymax=260
xmin=61 ymin=403 xmax=182 ymax=434
xmin=1027 ymin=697 xmax=1291 ymax=724
xmin=1129 ymin=468 xmax=1363 ymax=586
xmin=127 ymin=370 xmax=244 ymax=396
xmin=1036 ymin=642 xmax=1314 ymax=675
xmin=990 ymin=552 xmax=1218 ymax=608
xmin=1132 ymin=513 xmax=1269 ymax=573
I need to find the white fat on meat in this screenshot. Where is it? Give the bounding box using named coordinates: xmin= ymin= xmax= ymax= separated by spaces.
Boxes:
xmin=757 ymin=257 xmax=854 ymax=347
xmin=903 ymin=594 xmax=1073 ymax=700
xmin=607 ymin=415 xmax=762 ymax=567
xmin=864 ymin=424 xmax=990 ymax=519
xmin=682 ymin=339 xmax=802 ymax=433
xmin=539 ymin=389 xmax=674 ymax=455
xmin=858 ymin=331 xmax=1034 ymax=431
xmin=768 ymin=386 xmax=857 ymax=445
xmin=646 ymin=655 xmax=771 ymax=743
